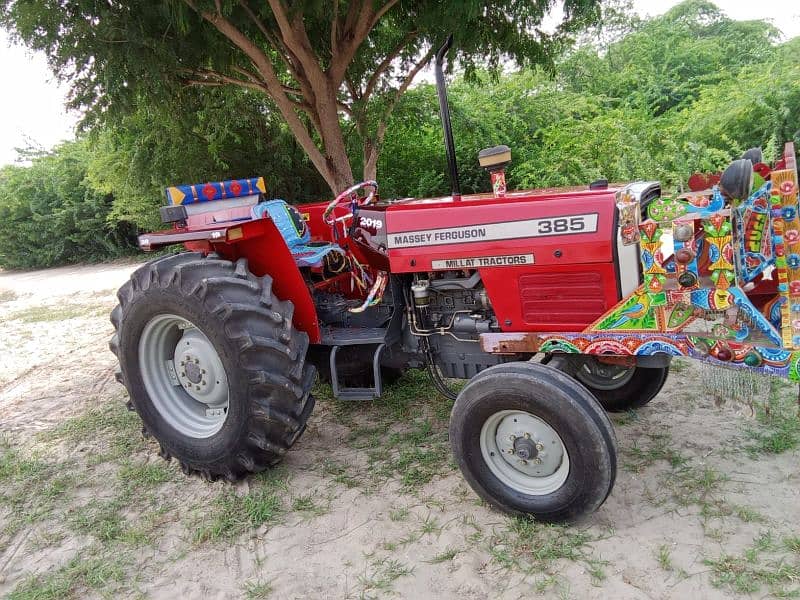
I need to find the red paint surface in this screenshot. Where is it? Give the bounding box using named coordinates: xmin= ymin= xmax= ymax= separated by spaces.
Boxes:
xmin=211 ymin=219 xmax=321 ymax=343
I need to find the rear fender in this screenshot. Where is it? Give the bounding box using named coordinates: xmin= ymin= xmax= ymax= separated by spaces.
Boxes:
xmin=140 ymin=218 xmax=320 ymax=342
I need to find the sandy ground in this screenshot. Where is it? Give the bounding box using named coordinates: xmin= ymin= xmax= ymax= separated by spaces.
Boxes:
xmin=1 ymin=260 xmax=799 ymax=599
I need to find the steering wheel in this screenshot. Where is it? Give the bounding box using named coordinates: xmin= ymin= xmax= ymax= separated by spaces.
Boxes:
xmin=323 ymin=180 xmax=378 ymax=227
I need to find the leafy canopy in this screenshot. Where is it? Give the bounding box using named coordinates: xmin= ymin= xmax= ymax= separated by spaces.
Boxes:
xmin=1 ymin=0 xmax=601 ymax=191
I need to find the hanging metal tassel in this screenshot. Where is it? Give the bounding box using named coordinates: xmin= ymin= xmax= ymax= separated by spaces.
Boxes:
xmin=699 ymin=363 xmax=772 ymax=414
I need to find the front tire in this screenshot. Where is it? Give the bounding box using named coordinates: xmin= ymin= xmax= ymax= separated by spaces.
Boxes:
xmin=576 ymin=360 xmax=669 ymax=412
xmin=110 ymin=252 xmax=316 ymax=481
xmin=449 ymin=362 xmax=616 ymax=522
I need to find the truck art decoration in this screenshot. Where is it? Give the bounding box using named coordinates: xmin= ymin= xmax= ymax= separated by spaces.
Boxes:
xmin=111 ymin=36 xmax=799 ymax=523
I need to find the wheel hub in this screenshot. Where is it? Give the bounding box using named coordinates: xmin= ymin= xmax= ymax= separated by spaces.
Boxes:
xmin=479 ymin=410 xmax=570 ymax=495
xmin=184 ymin=360 xmax=202 ymax=384
xmin=512 ymin=437 xmax=538 ymax=461
xmin=577 ymin=360 xmax=636 ymax=391
xmin=493 ymin=412 xmax=563 ymax=478
xmin=138 ymin=314 xmax=230 ymax=439
xmin=174 ymin=329 xmax=228 ymax=408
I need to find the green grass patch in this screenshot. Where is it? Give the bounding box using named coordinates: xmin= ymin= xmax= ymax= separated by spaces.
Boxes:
xmin=7 ymin=551 xmax=127 ymax=600
xmin=656 ymin=544 xmax=673 ymax=571
xmin=388 ymin=507 xmax=409 ymax=522
xmin=357 ymin=556 xmax=413 ymax=597
xmin=487 ymin=517 xmax=598 ymax=581
xmin=193 ymin=471 xmax=289 ymax=543
xmin=427 ymin=547 xmax=460 ymax=563
xmin=116 ymin=461 xmax=174 ymax=494
xmin=319 ymin=371 xmax=455 ymax=492
xmin=242 ymin=579 xmax=274 ymax=599
xmin=705 ymin=531 xmax=800 ymax=596
xmin=0 ymin=437 xmax=74 ymax=543
xmin=742 ymin=378 xmax=800 ymax=456
xmin=291 ymin=491 xmax=330 ymax=518
xmin=42 ymin=397 xmax=146 ymax=461
xmin=321 ymin=458 xmax=362 ymax=489
xmin=622 ymin=432 xmax=688 ymax=473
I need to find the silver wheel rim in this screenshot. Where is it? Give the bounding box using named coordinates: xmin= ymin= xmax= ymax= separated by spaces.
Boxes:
xmin=138 ymin=314 xmax=229 ymax=438
xmin=576 ymin=361 xmax=635 ymax=391
xmin=479 ymin=410 xmax=569 ymax=495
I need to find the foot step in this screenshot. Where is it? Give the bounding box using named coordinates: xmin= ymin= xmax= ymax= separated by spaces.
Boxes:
xmin=329 ymin=343 xmax=386 ymax=400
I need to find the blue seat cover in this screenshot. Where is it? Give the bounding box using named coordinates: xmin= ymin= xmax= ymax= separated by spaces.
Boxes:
xmin=252 ymin=199 xmax=343 ymax=268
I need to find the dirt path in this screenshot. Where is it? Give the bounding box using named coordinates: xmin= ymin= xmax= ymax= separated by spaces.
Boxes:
xmin=1 ymin=261 xmax=799 ymax=599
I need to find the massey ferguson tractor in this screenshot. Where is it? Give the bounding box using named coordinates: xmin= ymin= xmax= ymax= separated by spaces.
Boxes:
xmin=111 ymin=37 xmax=800 ymax=522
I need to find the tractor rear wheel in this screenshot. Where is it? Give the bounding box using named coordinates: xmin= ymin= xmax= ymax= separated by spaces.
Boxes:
xmin=576 ymin=360 xmax=669 ymax=412
xmin=449 ymin=362 xmax=616 ymax=522
xmin=110 ymin=252 xmax=315 ymax=481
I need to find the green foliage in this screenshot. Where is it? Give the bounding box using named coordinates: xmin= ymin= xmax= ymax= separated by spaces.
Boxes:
xmin=0 ymin=140 xmax=135 ymax=269
xmin=86 ymin=87 xmax=329 ymax=230
xmin=377 ymin=1 xmax=800 ymax=199
xmin=1 ymin=0 xmax=799 ymax=269
xmin=0 ymin=0 xmax=600 ymax=192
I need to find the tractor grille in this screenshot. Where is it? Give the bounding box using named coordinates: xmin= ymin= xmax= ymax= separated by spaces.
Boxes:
xmin=519 ymin=271 xmax=610 ymax=327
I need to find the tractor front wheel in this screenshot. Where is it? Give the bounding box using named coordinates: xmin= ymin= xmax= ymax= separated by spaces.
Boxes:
xmin=576 ymin=359 xmax=669 ymax=412
xmin=110 ymin=252 xmax=315 ymax=481
xmin=449 ymin=362 xmax=616 ymax=522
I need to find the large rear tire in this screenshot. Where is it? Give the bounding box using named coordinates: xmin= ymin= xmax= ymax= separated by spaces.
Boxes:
xmin=576 ymin=360 xmax=669 ymax=412
xmin=449 ymin=362 xmax=616 ymax=522
xmin=110 ymin=252 xmax=315 ymax=481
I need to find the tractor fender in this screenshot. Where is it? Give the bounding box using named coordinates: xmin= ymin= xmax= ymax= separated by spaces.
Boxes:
xmin=190 ymin=218 xmax=321 ymax=343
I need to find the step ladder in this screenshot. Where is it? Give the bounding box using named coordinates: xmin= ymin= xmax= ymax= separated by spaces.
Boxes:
xmin=329 ymin=343 xmax=386 ymax=401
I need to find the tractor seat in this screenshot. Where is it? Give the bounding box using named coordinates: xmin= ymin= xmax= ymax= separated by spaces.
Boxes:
xmin=252 ymin=199 xmax=344 ymax=268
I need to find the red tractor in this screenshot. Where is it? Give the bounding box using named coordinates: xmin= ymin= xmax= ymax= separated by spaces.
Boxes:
xmin=111 ymin=38 xmax=800 ymax=522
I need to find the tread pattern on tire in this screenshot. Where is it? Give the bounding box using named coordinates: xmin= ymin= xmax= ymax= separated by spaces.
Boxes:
xmin=110 ymin=252 xmax=315 ymax=481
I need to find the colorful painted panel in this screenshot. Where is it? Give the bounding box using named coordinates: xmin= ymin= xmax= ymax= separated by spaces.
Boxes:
xmin=165 ymin=177 xmax=267 ymax=206
xmin=536 ymin=332 xmax=800 ymax=380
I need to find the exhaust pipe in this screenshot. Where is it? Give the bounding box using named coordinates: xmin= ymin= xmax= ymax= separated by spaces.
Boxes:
xmin=435 ymin=34 xmax=461 ymax=202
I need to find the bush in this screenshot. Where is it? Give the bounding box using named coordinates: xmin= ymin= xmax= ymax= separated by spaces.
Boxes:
xmin=0 ymin=141 xmax=136 ymax=270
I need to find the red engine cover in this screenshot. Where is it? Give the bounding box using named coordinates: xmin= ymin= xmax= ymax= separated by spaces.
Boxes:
xmin=382 ymin=189 xmax=620 ymax=332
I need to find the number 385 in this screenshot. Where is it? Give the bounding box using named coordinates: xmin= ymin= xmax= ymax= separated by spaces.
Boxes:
xmin=537 ymin=216 xmax=586 ymax=234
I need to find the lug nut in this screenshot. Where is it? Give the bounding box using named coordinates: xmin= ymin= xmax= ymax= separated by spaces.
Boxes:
xmin=509 ymin=435 xmax=516 ymax=442
xmin=536 ymin=443 xmax=545 ymax=451
xmin=524 ymin=432 xmax=531 ymax=439
xmin=534 ymin=458 xmax=542 ymax=465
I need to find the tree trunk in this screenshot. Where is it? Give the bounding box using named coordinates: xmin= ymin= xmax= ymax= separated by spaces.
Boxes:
xmin=311 ymin=78 xmax=355 ymax=196
xmin=363 ymin=138 xmax=379 ymax=182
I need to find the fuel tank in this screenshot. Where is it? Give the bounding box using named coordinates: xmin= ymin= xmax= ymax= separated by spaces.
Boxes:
xmin=353 ymin=187 xmax=627 ymax=332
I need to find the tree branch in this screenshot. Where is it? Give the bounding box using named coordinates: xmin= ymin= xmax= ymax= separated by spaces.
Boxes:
xmin=385 ymin=45 xmax=435 ymax=119
xmin=185 ymin=68 xmax=268 ymax=93
xmin=266 ymin=0 xmax=325 ymax=85
xmin=371 ymin=0 xmax=401 ymax=29
xmin=238 ymin=0 xmax=307 ymax=88
xmin=182 ymin=0 xmax=334 ymax=187
xmin=362 ymin=47 xmax=434 ymax=179
xmin=330 ymin=0 xmax=339 ymax=56
xmin=362 ymin=31 xmax=417 ymax=103
xmin=344 ymin=75 xmax=360 ymax=102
